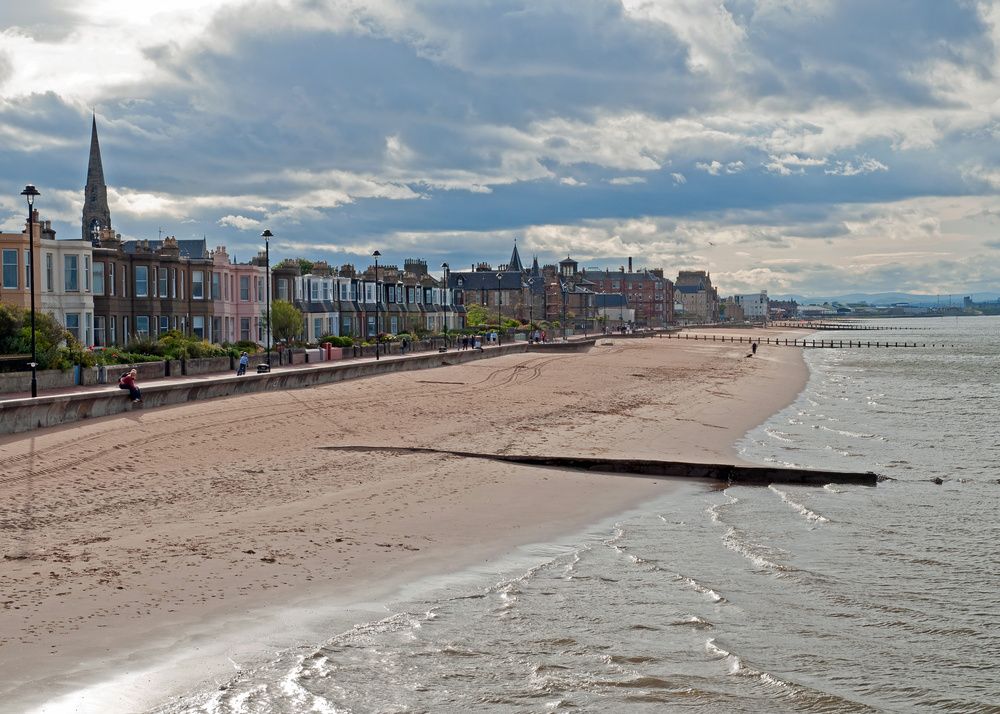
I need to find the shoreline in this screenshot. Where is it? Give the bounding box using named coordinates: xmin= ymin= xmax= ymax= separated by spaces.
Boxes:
xmin=0 ymin=331 xmax=808 ymax=712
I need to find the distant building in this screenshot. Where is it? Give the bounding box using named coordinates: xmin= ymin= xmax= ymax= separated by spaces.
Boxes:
xmin=732 ymin=291 xmax=769 ymax=321
xmin=583 ymin=257 xmax=674 ymax=327
xmin=674 ymin=270 xmax=719 ymax=323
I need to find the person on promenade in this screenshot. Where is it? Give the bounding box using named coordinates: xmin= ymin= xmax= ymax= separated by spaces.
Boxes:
xmin=237 ymin=351 xmax=249 ymax=376
xmin=462 ymin=335 xmax=469 ymax=350
xmin=118 ymin=368 xmax=142 ymax=403
xmin=401 ymin=337 xmax=409 ymax=354
xmin=474 ymin=335 xmax=482 ymax=351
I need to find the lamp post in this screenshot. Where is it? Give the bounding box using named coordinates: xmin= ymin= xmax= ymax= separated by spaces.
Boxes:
xmin=561 ymin=281 xmax=568 ymax=341
xmin=496 ymin=272 xmax=502 ymax=346
xmin=619 ymin=266 xmax=625 ymax=332
xmin=441 ymin=262 xmax=449 ymax=348
xmin=261 ymin=230 xmax=273 ymax=369
xmin=372 ymin=250 xmax=381 ymax=360
xmin=523 ymin=279 xmax=533 ymax=327
xmin=21 ymin=185 xmax=40 ymax=397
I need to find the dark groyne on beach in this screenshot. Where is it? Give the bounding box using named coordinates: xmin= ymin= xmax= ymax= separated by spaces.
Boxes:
xmin=323 ymin=446 xmax=880 ymax=487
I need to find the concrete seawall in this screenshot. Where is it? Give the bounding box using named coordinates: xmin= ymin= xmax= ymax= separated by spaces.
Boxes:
xmin=0 ymin=343 xmax=534 ymax=436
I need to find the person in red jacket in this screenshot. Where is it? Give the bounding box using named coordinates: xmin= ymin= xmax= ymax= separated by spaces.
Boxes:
xmin=118 ymin=368 xmax=142 ymax=403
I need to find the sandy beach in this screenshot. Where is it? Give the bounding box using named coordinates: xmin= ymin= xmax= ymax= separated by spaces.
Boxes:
xmin=0 ymin=332 xmax=807 ymax=712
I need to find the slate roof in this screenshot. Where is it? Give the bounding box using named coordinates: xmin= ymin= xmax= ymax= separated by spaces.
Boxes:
xmin=122 ymin=238 xmax=209 ymax=259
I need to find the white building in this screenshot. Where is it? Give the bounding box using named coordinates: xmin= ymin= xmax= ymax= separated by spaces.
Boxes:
xmin=733 ymin=291 xmax=769 ymax=321
xmin=40 ymin=229 xmax=96 ymax=347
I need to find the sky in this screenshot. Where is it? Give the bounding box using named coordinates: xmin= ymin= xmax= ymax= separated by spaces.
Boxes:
xmin=1 ymin=0 xmax=999 ymax=297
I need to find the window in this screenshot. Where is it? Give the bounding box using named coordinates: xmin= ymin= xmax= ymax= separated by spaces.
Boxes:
xmin=122 ymin=265 xmax=128 ymax=297
xmin=135 ymin=266 xmax=148 ymax=296
xmin=313 ymin=317 xmax=323 ymax=339
xmin=211 ymin=273 xmax=221 ymax=300
xmin=65 ymin=313 xmax=80 ymax=341
xmin=4 ymin=249 xmax=19 ymax=289
xmin=257 ymin=277 xmax=264 ymax=302
xmin=340 ymin=283 xmax=350 ymax=300
xmin=323 ymin=281 xmax=331 ymax=301
xmin=310 ymin=280 xmax=320 ymax=301
xmin=23 ymin=249 xmax=31 ymax=289
xmin=122 ymin=316 xmax=129 ymax=345
xmin=85 ymin=313 xmax=92 ymax=346
xmin=94 ymin=316 xmax=105 ymax=347
xmin=93 ymin=261 xmax=104 ymax=295
xmin=109 ymin=263 xmax=116 ymax=296
xmin=193 ymin=315 xmax=205 ymax=338
xmin=179 ymin=271 xmax=185 ymax=299
xmin=84 ymin=256 xmax=91 ymax=291
xmin=341 ymin=315 xmax=353 ymax=335
xmin=239 ymin=275 xmax=250 ymax=301
xmin=367 ymin=315 xmax=376 ymax=337
xmin=160 ymin=316 xmax=169 ymax=334
xmin=278 ymin=278 xmax=288 ymax=301
xmin=192 ymin=271 xmax=204 ymax=299
xmin=136 ymin=315 xmax=149 ymax=338
xmin=45 ymin=253 xmax=53 ymax=292
xmin=171 ymin=269 xmax=176 ymax=298
xmin=64 ymin=255 xmax=79 ymax=291
xmin=109 ymin=315 xmax=116 ymax=345
xmin=159 ymin=268 xmax=168 ymax=297
xmin=240 ymin=317 xmax=251 ymax=342
xmin=212 ymin=317 xmax=221 ymax=342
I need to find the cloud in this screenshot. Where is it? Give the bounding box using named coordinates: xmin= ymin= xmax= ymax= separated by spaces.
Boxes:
xmin=825 ymin=156 xmax=889 ymax=176
xmin=0 ymin=0 xmax=996 ymax=298
xmin=217 ymin=214 xmax=262 ymax=230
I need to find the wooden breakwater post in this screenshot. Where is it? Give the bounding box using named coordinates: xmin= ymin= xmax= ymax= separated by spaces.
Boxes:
xmin=665 ymin=333 xmax=926 ymax=349
xmin=323 ymin=446 xmax=879 ymax=487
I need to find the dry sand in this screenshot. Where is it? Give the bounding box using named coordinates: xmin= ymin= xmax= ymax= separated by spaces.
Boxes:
xmin=0 ymin=332 xmax=807 ymax=712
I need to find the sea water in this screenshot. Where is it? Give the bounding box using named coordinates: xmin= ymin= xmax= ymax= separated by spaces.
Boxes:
xmin=157 ymin=316 xmax=1000 ymax=713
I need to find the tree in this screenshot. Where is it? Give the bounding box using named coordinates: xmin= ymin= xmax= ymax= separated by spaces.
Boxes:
xmin=270 ymin=300 xmax=304 ymax=344
xmin=465 ymin=303 xmax=489 ymax=327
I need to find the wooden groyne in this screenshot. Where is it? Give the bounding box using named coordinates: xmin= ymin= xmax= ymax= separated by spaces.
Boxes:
xmin=322 ymin=446 xmax=879 ymax=487
xmin=769 ymin=321 xmax=928 ymax=331
xmin=667 ymin=333 xmax=936 ymax=349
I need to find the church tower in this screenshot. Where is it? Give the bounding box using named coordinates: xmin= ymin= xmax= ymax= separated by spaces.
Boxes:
xmin=82 ymin=115 xmax=112 ymax=244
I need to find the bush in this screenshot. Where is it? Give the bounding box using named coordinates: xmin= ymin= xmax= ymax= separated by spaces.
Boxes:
xmin=317 ymin=335 xmax=355 ymax=348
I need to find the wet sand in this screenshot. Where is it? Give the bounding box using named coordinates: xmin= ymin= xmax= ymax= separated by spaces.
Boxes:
xmin=0 ymin=332 xmax=806 ymax=712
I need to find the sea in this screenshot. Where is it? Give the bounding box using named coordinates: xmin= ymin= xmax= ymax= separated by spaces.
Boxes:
xmin=156 ymin=316 xmax=999 ymax=714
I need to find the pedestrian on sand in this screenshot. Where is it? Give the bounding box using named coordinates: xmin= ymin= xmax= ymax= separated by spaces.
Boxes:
xmin=118 ymin=368 xmax=142 ymax=403
xmin=237 ymin=351 xmax=249 ymax=376
xmin=752 ymin=341 xmax=758 ymax=356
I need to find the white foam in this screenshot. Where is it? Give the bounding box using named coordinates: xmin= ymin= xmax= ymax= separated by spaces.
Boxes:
xmin=768 ymin=485 xmax=829 ymax=523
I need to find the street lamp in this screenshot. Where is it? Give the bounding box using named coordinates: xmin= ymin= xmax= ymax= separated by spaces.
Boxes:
xmin=441 ymin=262 xmax=449 ymax=348
xmin=561 ymin=281 xmax=568 ymax=341
xmin=261 ymin=229 xmax=273 ymax=369
xmin=619 ymin=266 xmax=625 ymax=332
xmin=21 ymin=185 xmax=39 ymax=397
xmin=523 ymin=278 xmax=533 ymax=327
xmin=496 ymin=272 xmax=502 ymax=346
xmin=372 ymin=250 xmax=381 ymax=360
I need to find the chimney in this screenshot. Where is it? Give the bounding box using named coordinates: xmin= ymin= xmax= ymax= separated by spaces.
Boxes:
xmin=628 ymin=257 xmax=633 ymax=273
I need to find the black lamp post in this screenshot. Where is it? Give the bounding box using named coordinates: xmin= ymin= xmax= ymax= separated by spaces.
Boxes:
xmin=261 ymin=229 xmax=272 ymax=369
xmin=441 ymin=262 xmax=449 ymax=347
xmin=523 ymin=279 xmax=533 ymax=327
xmin=620 ymin=266 xmax=625 ymax=332
xmin=372 ymin=250 xmax=381 ymax=360
xmin=496 ymin=272 xmax=502 ymax=346
xmin=21 ymin=185 xmax=40 ymax=397
xmin=561 ymin=282 xmax=568 ymax=341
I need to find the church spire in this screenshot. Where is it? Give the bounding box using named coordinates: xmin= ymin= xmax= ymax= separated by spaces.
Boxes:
xmin=507 ymin=240 xmax=524 ymax=273
xmin=82 ymin=114 xmax=112 ymax=243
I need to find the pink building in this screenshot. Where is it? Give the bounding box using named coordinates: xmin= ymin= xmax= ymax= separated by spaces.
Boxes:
xmin=210 ymin=246 xmax=267 ymax=345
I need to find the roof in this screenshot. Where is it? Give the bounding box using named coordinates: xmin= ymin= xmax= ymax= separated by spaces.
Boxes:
xmin=448 ymin=270 xmax=524 ymax=291
xmin=595 ymin=294 xmax=628 ymax=308
xmin=122 ymin=238 xmax=209 ymax=259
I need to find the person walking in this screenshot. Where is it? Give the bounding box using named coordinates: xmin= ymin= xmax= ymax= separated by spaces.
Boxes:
xmin=751 ymin=341 xmax=758 ymax=356
xmin=236 ymin=351 xmax=249 ymax=376
xmin=118 ymin=368 xmax=142 ymax=403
